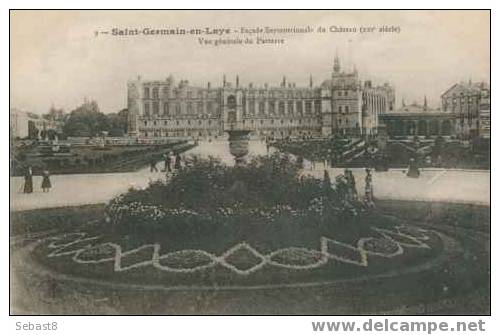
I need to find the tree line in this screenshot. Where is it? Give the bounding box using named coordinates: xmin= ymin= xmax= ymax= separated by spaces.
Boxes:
xmin=40 ymin=100 xmax=128 ymax=138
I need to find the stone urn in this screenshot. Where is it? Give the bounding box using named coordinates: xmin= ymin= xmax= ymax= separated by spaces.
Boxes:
xmin=226 ymin=130 xmax=251 ymax=166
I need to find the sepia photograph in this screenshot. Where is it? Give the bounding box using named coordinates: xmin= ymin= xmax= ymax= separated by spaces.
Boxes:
xmin=9 ymin=9 xmax=490 ymax=316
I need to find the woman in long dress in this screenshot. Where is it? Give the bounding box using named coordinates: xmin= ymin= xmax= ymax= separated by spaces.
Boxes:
xmin=41 ymin=170 xmax=52 ymax=192
xmin=23 ymin=166 xmax=33 ymax=194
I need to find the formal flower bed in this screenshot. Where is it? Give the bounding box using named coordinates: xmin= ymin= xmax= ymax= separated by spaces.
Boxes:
xmin=104 ymin=154 xmax=364 ymax=236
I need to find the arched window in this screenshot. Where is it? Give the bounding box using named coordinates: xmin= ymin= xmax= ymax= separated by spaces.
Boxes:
xmin=441 ymin=120 xmax=452 ymax=135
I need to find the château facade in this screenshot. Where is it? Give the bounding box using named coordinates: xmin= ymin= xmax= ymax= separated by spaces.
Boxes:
xmin=126 ymin=55 xmax=396 ymax=140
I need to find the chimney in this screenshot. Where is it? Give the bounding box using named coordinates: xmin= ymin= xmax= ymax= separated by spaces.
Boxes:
xmin=236 ymin=75 xmax=239 ymax=88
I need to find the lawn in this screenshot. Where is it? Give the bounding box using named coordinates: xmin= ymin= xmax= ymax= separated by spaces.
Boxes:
xmin=11 ymin=199 xmax=490 ymax=314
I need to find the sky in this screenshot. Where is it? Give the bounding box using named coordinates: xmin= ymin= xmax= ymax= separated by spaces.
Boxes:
xmin=10 ymin=10 xmax=490 ymax=115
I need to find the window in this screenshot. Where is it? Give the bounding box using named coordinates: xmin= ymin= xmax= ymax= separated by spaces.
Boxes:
xmin=338 ymin=106 xmax=342 ymax=113
xmin=287 ymin=101 xmax=293 ymax=114
xmin=249 ymin=100 xmax=255 ymax=114
xmin=197 ymin=102 xmax=203 ymax=113
xmin=305 ymin=101 xmax=312 ymax=114
xmin=187 ymin=102 xmax=192 ymax=114
xmin=152 ymin=87 xmax=159 ymax=99
xmin=314 ymin=100 xmax=321 ymax=114
xmin=152 ymin=102 xmax=159 ymax=115
xmin=296 ymin=101 xmax=303 ymax=114
xmin=164 ymin=103 xmax=169 ymax=116
xmin=279 ymin=101 xmax=285 ymax=114
xmin=344 ymin=90 xmax=348 ymax=96
xmin=144 ymin=103 xmax=150 ymax=116
xmin=175 ymin=104 xmax=181 ymax=115
xmin=269 ymin=101 xmax=275 ymax=114
xmin=144 ymin=87 xmax=150 ymax=99
xmin=259 ymin=101 xmax=265 ymax=114
xmin=345 ymin=106 xmax=349 ymax=113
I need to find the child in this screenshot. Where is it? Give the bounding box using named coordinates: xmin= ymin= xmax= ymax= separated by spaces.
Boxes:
xmin=41 ymin=170 xmax=52 ymax=192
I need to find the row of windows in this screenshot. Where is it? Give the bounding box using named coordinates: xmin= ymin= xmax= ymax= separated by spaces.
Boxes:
xmin=242 ymin=100 xmax=321 ymax=115
xmin=337 ymin=105 xmax=350 ymax=114
xmin=142 ymin=87 xmax=319 ymax=100
xmin=337 ymin=118 xmax=359 ymax=127
xmin=142 ymin=119 xmax=221 ymax=127
xmin=242 ymin=118 xmax=320 ymax=126
xmin=144 ymin=102 xmax=220 ymax=116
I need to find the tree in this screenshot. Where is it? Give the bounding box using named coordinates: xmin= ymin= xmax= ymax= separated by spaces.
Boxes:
xmin=43 ymin=106 xmax=65 ymax=121
xmin=106 ymin=109 xmax=128 ymax=137
xmin=63 ymin=100 xmax=108 ymax=137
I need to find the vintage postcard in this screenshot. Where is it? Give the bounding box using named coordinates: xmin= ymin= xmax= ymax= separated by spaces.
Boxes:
xmin=9 ymin=9 xmax=490 ymax=316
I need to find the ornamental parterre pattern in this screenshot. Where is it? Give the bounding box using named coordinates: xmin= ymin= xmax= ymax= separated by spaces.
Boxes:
xmin=42 ymin=225 xmax=432 ymax=275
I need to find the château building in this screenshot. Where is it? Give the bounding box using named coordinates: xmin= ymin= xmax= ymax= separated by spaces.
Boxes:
xmin=441 ymin=81 xmax=490 ymax=139
xmin=126 ymin=55 xmax=396 ymax=140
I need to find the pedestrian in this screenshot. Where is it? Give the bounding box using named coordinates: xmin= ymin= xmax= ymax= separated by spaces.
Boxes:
xmin=41 ymin=169 xmax=52 ymax=193
xmin=296 ymin=155 xmax=304 ymax=169
xmin=164 ymin=152 xmax=172 ymax=173
xmin=23 ymin=166 xmax=33 ymax=194
xmin=364 ymin=168 xmax=375 ymax=208
xmin=406 ymin=158 xmax=420 ymax=178
xmin=150 ymin=157 xmax=158 ymax=173
xmin=174 ymin=152 xmax=182 ymax=170
xmin=345 ymin=169 xmax=358 ymax=200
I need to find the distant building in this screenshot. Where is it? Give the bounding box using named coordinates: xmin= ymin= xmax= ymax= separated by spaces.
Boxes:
xmin=380 ymin=98 xmax=455 ymax=138
xmin=441 ymin=81 xmax=490 ymax=139
xmin=126 ymin=55 xmax=395 ymax=140
xmin=10 ymin=108 xmax=63 ymax=139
